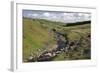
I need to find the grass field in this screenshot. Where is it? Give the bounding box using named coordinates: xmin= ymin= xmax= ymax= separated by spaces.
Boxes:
xmin=23 ymin=17 xmax=91 ymax=62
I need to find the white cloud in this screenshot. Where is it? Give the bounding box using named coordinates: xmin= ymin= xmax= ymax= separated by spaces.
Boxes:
xmin=43 ymin=12 xmax=50 ymax=17
xmin=63 ymin=13 xmax=68 ymax=15
xmin=84 ymin=13 xmax=90 ymax=17
xmin=27 ymin=13 xmax=38 ymax=17
xmin=78 ymin=13 xmax=83 ymax=17
xmin=62 ymin=13 xmax=73 ymax=16
xmin=63 ymin=13 xmax=75 ymax=21
xmin=32 ymin=14 xmax=38 ymax=17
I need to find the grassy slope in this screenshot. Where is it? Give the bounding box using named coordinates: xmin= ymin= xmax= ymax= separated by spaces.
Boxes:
xmin=53 ymin=24 xmax=91 ymax=60
xmin=23 ymin=18 xmax=51 ymax=60
xmin=23 ymin=17 xmax=91 ymax=61
xmin=23 ymin=18 xmax=60 ymax=60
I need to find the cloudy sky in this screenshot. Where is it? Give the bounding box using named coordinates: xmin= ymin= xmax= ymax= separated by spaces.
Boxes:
xmin=23 ymin=10 xmax=91 ymax=23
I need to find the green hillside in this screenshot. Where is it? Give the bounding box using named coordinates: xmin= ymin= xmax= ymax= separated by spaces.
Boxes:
xmin=23 ymin=17 xmax=91 ymax=62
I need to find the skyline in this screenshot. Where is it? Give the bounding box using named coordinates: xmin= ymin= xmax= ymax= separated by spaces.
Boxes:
xmin=23 ymin=10 xmax=91 ymax=23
